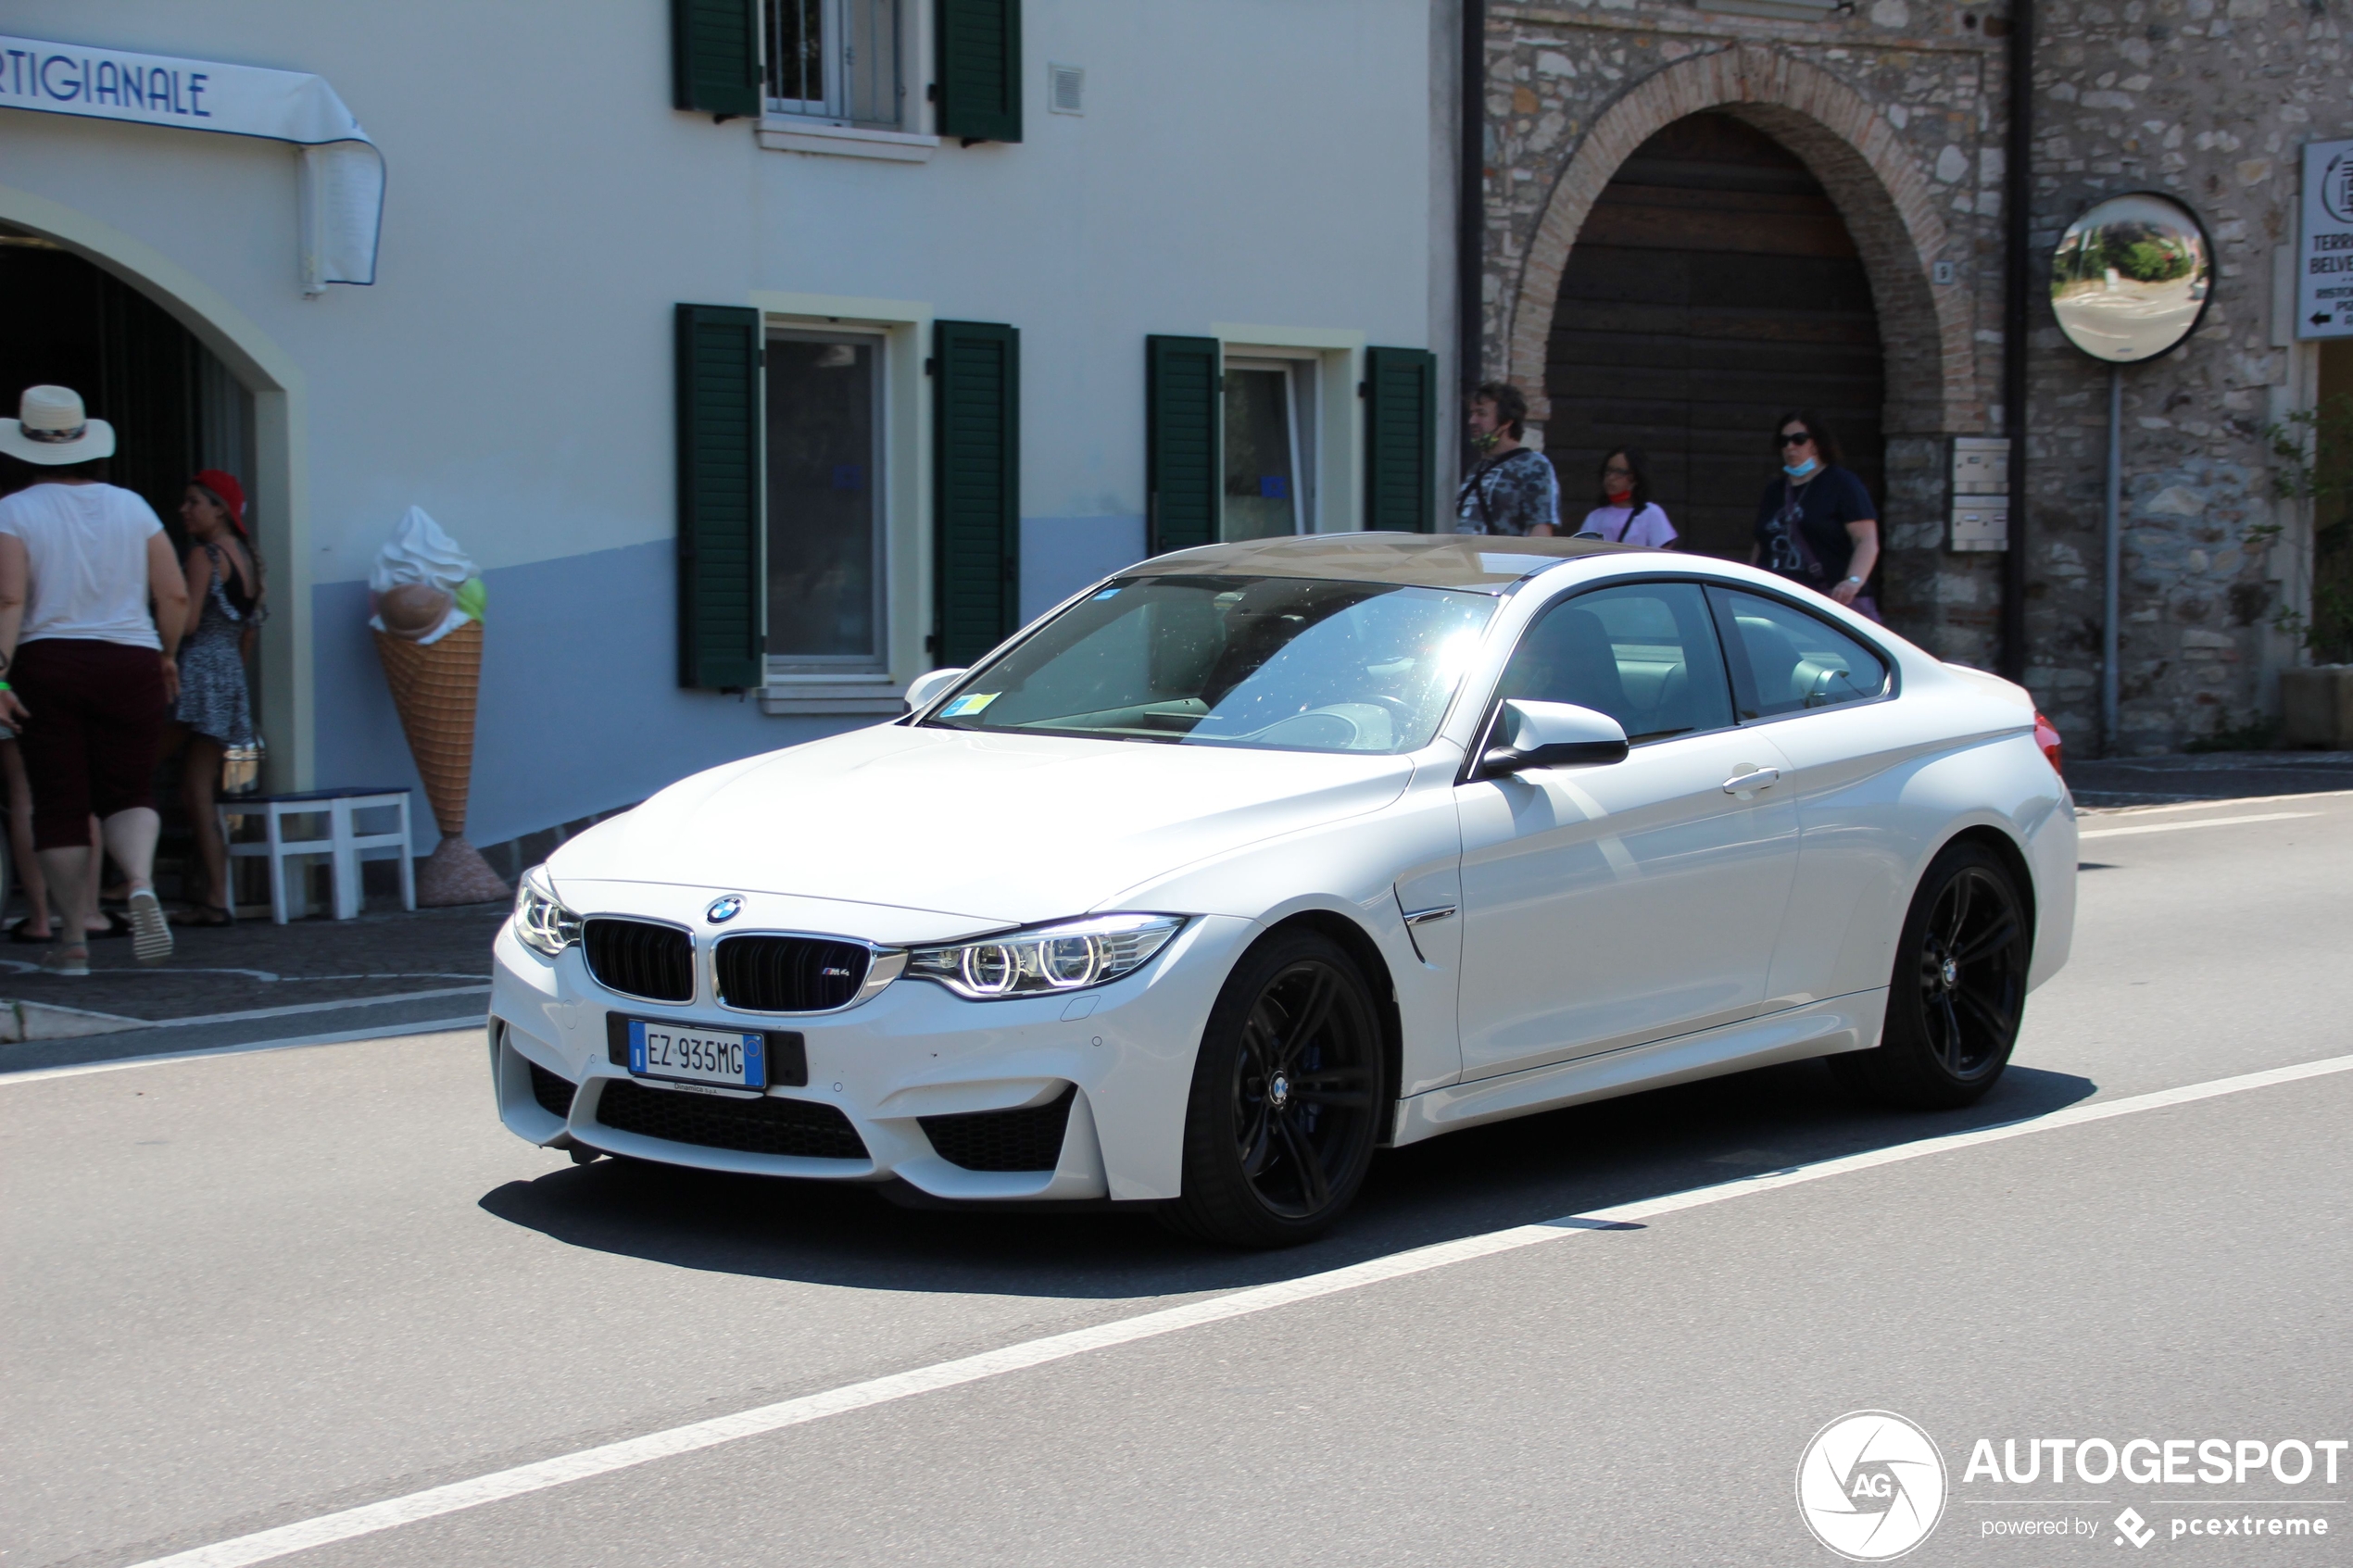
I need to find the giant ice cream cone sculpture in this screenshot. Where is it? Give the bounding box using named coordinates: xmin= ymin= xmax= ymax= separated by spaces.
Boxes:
xmin=369 ymin=508 xmax=510 ymax=906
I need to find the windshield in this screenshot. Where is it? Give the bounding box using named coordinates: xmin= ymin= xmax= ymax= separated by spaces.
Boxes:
xmin=922 ymin=575 xmax=1497 ymax=753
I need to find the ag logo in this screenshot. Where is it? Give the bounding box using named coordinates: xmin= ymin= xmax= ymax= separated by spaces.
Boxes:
xmin=706 ymin=895 xmax=745 ymax=923
xmin=1797 ymin=1411 xmax=1947 ymax=1561
xmin=2325 ymin=151 xmax=2353 ymax=225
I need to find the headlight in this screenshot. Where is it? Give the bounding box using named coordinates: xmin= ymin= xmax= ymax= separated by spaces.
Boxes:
xmin=512 ymin=866 xmax=583 ymax=959
xmin=905 ymin=914 xmax=1183 ymax=1000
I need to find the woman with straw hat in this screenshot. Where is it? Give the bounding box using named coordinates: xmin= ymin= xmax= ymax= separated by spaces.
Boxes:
xmin=0 ymin=385 xmax=191 ymax=972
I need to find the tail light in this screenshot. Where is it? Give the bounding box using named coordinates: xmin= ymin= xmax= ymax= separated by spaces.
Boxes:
xmin=2032 ymin=711 xmax=2063 ymax=776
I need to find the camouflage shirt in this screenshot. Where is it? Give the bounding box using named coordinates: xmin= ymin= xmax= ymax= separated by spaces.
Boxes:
xmin=1453 ymin=447 xmax=1560 ymax=536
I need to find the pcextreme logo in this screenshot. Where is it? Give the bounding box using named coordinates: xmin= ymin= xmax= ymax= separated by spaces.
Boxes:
xmin=1797 ymin=1411 xmax=1949 ymax=1562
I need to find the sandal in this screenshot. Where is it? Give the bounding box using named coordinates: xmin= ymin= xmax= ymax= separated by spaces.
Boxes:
xmin=176 ymin=903 xmax=236 ymax=927
xmin=129 ymin=889 xmax=174 ymax=965
xmin=6 ymin=918 xmax=56 ymax=945
xmin=39 ymin=945 xmax=90 ymax=977
xmin=86 ymin=909 xmax=134 ymax=940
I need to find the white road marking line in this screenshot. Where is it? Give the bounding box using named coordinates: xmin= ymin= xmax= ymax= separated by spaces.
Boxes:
xmin=136 ymin=985 xmax=490 ymax=1030
xmin=2078 ymin=811 xmax=2316 ymax=840
xmin=2077 ymin=787 xmax=2353 ymax=818
xmin=0 ymin=1019 xmax=487 ymax=1085
xmin=123 ymin=1049 xmax=2353 ymax=1568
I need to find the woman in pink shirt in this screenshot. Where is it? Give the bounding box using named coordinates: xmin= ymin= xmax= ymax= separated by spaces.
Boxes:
xmin=1576 ymin=446 xmax=1679 ymax=547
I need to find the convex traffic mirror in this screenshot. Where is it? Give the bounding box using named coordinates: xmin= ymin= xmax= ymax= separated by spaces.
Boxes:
xmin=2050 ymin=192 xmax=2214 ymax=362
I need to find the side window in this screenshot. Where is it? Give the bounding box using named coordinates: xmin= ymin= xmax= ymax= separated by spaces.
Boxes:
xmin=1709 ymin=588 xmax=1890 ymax=719
xmin=1496 ymin=582 xmax=1735 ymax=743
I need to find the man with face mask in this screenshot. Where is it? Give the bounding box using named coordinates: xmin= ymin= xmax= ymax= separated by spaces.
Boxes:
xmin=1453 ymin=383 xmax=1559 ymax=537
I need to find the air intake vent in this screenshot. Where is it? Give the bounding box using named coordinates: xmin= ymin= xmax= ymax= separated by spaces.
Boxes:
xmin=921 ymin=1085 xmax=1076 ymax=1172
xmin=595 ymin=1080 xmax=868 ymax=1160
xmin=1048 ymin=62 xmax=1083 ymax=115
xmin=714 ymin=935 xmax=870 ymax=1011
xmin=527 ymin=1060 xmax=576 ymax=1120
xmin=583 ymin=919 xmax=694 ymax=1003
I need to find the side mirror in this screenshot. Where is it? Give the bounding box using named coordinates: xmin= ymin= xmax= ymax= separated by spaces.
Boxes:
xmin=1478 ymin=699 xmax=1629 ymax=777
xmin=902 ymin=667 xmax=969 ymax=715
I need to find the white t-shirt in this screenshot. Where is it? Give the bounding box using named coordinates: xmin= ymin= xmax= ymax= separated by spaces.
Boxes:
xmin=1578 ymin=502 xmax=1678 ymax=548
xmin=0 ymin=482 xmax=165 ymax=649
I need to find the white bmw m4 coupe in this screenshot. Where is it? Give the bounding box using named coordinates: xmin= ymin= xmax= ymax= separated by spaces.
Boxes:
xmin=490 ymin=534 xmax=2075 ymax=1247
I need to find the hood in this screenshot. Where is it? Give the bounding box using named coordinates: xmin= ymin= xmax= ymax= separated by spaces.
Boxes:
xmin=548 ymin=723 xmax=1414 ymax=929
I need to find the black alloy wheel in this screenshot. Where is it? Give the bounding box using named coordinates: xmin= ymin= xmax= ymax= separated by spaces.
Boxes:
xmin=1832 ymin=840 xmax=2030 ymax=1110
xmin=1164 ymin=930 xmax=1386 ymax=1248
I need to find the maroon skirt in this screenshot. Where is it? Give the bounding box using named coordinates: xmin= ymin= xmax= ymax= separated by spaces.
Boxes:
xmin=12 ymin=637 xmax=169 ymax=849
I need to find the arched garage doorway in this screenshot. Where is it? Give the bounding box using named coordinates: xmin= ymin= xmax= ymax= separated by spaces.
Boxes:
xmin=1543 ymin=113 xmax=1884 ymax=560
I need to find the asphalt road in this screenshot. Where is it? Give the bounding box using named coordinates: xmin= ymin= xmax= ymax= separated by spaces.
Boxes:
xmin=6 ymin=791 xmax=2348 ymax=1568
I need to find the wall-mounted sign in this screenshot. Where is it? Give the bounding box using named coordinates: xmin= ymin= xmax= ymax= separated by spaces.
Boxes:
xmin=0 ymin=33 xmax=381 ymax=291
xmin=2297 ymin=136 xmax=2353 ymax=341
xmin=2050 ymin=193 xmax=2213 ymax=363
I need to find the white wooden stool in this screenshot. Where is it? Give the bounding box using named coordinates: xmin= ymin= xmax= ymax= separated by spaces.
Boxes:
xmin=219 ymin=788 xmax=416 ymax=923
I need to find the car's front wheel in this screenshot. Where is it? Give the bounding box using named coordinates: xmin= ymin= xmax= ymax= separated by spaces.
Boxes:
xmin=1162 ymin=930 xmax=1386 ymax=1248
xmin=1832 ymin=839 xmax=2030 ymax=1110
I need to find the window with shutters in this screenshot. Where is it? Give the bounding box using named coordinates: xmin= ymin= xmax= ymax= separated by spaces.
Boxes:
xmin=767 ymin=0 xmax=905 ymax=127
xmin=766 ymin=329 xmax=888 ymax=673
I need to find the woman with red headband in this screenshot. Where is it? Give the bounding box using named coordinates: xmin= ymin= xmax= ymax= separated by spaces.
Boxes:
xmin=167 ymin=469 xmax=264 ymax=924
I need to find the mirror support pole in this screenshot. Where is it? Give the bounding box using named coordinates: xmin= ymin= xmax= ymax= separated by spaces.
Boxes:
xmin=2102 ymin=362 xmax=2122 ymax=756
xmin=1997 ymin=0 xmax=2033 ymax=684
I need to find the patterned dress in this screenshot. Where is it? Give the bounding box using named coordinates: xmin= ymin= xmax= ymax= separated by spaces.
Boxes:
xmin=173 ymin=544 xmax=256 ymax=747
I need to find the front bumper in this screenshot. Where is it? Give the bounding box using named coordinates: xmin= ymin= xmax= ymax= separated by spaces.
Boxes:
xmin=488 ymin=904 xmax=1250 ymax=1203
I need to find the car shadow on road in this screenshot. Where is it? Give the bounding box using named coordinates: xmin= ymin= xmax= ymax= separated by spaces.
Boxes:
xmin=476 ymin=1059 xmax=2095 ymax=1302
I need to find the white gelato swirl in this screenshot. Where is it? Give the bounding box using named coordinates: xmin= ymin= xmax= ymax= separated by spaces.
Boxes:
xmin=369 ymin=507 xmax=476 ymax=596
xmin=368 ymin=507 xmax=481 ymax=643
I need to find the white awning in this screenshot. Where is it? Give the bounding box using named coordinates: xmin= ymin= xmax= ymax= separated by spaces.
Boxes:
xmin=0 ymin=34 xmax=384 ymax=292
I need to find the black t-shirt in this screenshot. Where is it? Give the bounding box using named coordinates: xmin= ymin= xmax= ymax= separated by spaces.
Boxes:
xmin=1752 ymin=466 xmax=1876 ymax=587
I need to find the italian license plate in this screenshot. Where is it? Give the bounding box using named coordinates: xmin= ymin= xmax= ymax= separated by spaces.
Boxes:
xmin=627 ymin=1019 xmax=766 ymax=1091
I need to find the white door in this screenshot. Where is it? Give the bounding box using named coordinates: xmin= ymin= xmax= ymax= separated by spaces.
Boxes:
xmin=1454 ymin=581 xmax=1802 ymax=1080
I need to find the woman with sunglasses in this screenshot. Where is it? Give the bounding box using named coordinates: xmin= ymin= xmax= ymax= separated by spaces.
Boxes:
xmin=1577 ymin=446 xmax=1677 ymax=546
xmin=1751 ymin=411 xmax=1881 ymax=619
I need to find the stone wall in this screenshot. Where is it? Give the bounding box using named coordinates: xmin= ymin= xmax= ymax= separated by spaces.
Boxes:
xmin=2021 ymin=0 xmax=2350 ymax=752
xmin=1480 ymin=0 xmax=2353 ymax=753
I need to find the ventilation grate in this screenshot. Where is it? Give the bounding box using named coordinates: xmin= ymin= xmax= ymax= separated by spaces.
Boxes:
xmin=714 ymin=935 xmax=870 ymax=1012
xmin=595 ymin=1080 xmax=868 ymax=1160
xmin=583 ymin=919 xmax=694 ymax=1003
xmin=527 ymin=1060 xmax=576 ymax=1120
xmin=920 ymin=1085 xmax=1076 ymax=1172
xmin=1048 ymin=62 xmax=1084 ymax=116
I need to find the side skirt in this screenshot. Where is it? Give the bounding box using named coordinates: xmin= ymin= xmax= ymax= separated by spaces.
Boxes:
xmin=1388 ymin=990 xmax=1888 ymax=1148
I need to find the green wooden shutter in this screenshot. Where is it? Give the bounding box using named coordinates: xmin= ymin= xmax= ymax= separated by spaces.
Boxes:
xmin=934 ymin=320 xmax=1021 ymax=666
xmin=1147 ymin=335 xmax=1220 ymax=555
xmin=1364 ymin=346 xmax=1440 ymax=533
xmin=936 ymin=0 xmax=1023 ymax=143
xmin=672 ymin=0 xmax=761 ymax=119
xmin=675 ymin=304 xmax=763 ymax=690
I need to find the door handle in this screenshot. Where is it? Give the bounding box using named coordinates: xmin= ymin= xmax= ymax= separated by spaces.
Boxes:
xmin=1721 ymin=766 xmax=1780 ymax=797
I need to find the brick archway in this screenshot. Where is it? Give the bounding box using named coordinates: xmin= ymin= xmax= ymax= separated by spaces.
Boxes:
xmin=1502 ymin=45 xmax=1975 ymax=443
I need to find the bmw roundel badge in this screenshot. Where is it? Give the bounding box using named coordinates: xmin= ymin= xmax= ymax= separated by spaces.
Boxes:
xmin=706 ymin=895 xmax=745 ymax=923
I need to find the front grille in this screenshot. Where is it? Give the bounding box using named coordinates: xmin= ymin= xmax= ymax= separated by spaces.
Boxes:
xmin=714 ymin=935 xmax=871 ymax=1012
xmin=583 ymin=919 xmax=693 ymax=1002
xmin=920 ymin=1085 xmax=1076 ymax=1173
xmin=595 ymin=1080 xmax=869 ymax=1160
xmin=527 ymin=1060 xmax=576 ymax=1120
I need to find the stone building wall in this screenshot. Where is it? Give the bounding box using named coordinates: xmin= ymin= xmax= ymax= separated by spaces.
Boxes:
xmin=2021 ymin=0 xmax=2349 ymax=752
xmin=1479 ymin=0 xmax=2352 ymax=754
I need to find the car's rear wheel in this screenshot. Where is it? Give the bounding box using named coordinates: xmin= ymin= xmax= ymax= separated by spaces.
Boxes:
xmin=1162 ymin=931 xmax=1386 ymax=1248
xmin=1831 ymin=840 xmax=2030 ymax=1110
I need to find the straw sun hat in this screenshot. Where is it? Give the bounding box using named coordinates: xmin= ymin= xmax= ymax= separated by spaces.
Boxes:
xmin=0 ymin=385 xmax=116 ymax=464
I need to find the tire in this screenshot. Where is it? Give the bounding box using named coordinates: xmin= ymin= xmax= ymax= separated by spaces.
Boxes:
xmin=1161 ymin=930 xmax=1387 ymax=1248
xmin=1831 ymin=840 xmax=2031 ymax=1110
